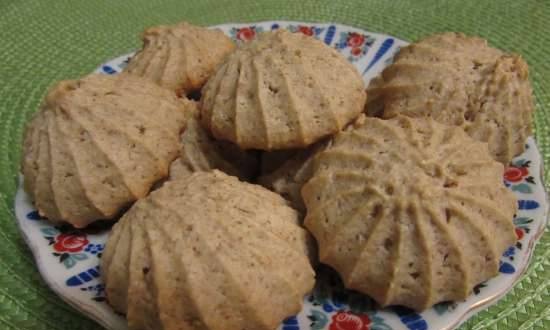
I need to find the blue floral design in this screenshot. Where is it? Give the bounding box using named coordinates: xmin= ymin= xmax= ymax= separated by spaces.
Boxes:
xmin=503 ymin=246 xmax=516 ymax=258
xmin=66 ymin=266 xmax=101 ymax=287
xmin=80 ymin=283 xmax=106 ymax=302
xmin=499 ymin=261 xmax=516 ymax=274
xmin=282 ymin=316 xmax=300 ymax=330
xmin=84 ymin=243 xmax=104 ymax=256
xmin=365 ymin=38 xmax=394 ymax=72
xmin=518 ymin=200 xmax=540 ymax=210
xmin=394 ymin=307 xmax=428 ymax=330
xmin=26 ymin=210 xmax=46 ymax=221
xmin=324 ymin=25 xmax=336 ymax=45
xmin=102 ymin=65 xmax=117 ymax=75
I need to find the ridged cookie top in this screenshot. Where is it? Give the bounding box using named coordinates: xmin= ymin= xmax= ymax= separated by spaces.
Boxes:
xmin=201 ymin=29 xmax=366 ymax=150
xmin=170 ymin=102 xmax=259 ymax=181
xmin=303 ymin=116 xmax=517 ymax=310
xmin=369 ymin=32 xmax=534 ymax=164
xmin=21 ymin=74 xmax=188 ymax=227
xmin=101 ymin=171 xmax=315 ymax=330
xmin=124 ymin=22 xmax=235 ymax=95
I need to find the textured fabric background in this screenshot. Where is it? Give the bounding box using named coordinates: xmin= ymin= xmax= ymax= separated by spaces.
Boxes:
xmin=1 ymin=0 xmax=549 ymax=329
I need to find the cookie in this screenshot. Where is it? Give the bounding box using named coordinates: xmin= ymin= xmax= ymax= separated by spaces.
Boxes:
xmin=170 ymin=102 xmax=259 ymax=181
xmin=258 ymin=140 xmax=328 ymax=214
xmin=21 ymin=73 xmax=188 ymax=227
xmin=368 ymin=32 xmax=534 ymax=164
xmin=102 ymin=171 xmax=315 ymax=330
xmin=303 ymin=115 xmax=517 ymax=310
xmin=125 ymin=22 xmax=235 ymax=95
xmin=201 ymin=29 xmax=366 ymax=150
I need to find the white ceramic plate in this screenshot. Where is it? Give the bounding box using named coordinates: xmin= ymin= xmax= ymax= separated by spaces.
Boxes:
xmin=15 ymin=21 xmax=549 ymax=330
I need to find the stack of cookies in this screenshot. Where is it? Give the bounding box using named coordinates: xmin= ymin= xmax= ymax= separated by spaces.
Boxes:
xmin=21 ymin=21 xmax=534 ymax=329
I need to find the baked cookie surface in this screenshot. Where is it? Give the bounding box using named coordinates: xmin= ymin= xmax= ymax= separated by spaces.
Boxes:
xmin=102 ymin=171 xmax=315 ymax=330
xmin=201 ymin=29 xmax=366 ymax=150
xmin=21 ymin=73 xmax=188 ymax=227
xmin=125 ymin=21 xmax=235 ymax=95
xmin=303 ymin=115 xmax=517 ymax=310
xmin=369 ymin=32 xmax=534 ymax=164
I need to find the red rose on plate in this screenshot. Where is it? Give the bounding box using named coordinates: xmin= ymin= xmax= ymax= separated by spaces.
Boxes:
xmin=347 ymin=32 xmax=365 ymax=48
xmin=329 ymin=311 xmax=371 ymax=330
xmin=504 ymin=166 xmax=529 ymax=182
xmin=515 ymin=228 xmax=524 ymax=240
xmin=236 ymin=27 xmax=255 ymax=41
xmin=351 ymin=47 xmax=362 ymax=56
xmin=53 ymin=234 xmax=89 ymax=253
xmin=298 ymin=26 xmax=314 ymax=36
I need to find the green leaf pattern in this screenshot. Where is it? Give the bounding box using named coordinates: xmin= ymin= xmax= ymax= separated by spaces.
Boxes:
xmin=512 ymin=183 xmax=533 ymax=193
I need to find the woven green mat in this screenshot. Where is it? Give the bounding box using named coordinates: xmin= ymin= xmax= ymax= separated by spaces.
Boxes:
xmin=1 ymin=0 xmax=549 ymax=329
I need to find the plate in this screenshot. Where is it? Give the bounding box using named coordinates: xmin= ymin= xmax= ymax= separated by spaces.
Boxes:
xmin=14 ymin=21 xmax=549 ymax=330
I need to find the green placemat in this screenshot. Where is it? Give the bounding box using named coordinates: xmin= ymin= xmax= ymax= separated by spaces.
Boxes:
xmin=1 ymin=1 xmax=549 ymax=329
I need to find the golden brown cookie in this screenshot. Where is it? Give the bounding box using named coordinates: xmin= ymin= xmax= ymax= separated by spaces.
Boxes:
xmin=201 ymin=29 xmax=366 ymax=150
xmin=124 ymin=22 xmax=235 ymax=95
xmin=102 ymin=171 xmax=315 ymax=330
xmin=303 ymin=115 xmax=517 ymax=311
xmin=21 ymin=73 xmax=188 ymax=227
xmin=368 ymin=32 xmax=534 ymax=164
xmin=258 ymin=140 xmax=328 ymax=214
xmin=170 ymin=102 xmax=259 ymax=181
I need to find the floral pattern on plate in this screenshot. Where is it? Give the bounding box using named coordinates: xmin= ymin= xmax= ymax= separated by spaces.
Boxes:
xmin=286 ymin=24 xmax=325 ymax=39
xmin=15 ymin=21 xmax=548 ymax=330
xmin=27 ymin=211 xmax=106 ymax=269
xmin=335 ymin=31 xmax=376 ymax=61
xmin=229 ymin=25 xmax=265 ymax=42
